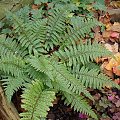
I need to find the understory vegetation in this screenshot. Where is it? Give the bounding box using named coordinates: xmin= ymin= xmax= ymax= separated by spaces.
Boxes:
xmin=0 ymin=0 xmax=120 ymax=120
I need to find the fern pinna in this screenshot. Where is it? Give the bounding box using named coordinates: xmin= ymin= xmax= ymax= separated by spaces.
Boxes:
xmin=0 ymin=3 xmax=119 ymax=120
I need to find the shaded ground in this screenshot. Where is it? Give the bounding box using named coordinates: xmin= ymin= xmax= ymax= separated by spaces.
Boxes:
xmin=47 ymin=97 xmax=80 ymax=120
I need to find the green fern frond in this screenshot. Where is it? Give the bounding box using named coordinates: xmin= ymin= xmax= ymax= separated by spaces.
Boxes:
xmin=1 ymin=76 xmax=29 ymax=102
xmin=25 ymin=64 xmax=53 ymax=88
xmin=93 ymin=0 xmax=106 ymax=11
xmin=20 ymin=80 xmax=56 ymax=120
xmin=63 ymin=92 xmax=98 ymax=120
xmin=61 ymin=17 xmax=102 ymax=47
xmin=71 ymin=66 xmax=120 ymax=89
xmin=0 ymin=36 xmax=18 ymax=55
xmin=84 ymin=62 xmax=100 ymax=70
xmin=27 ymin=56 xmax=93 ymax=100
xmin=55 ymin=42 xmax=112 ymax=66
xmin=0 ymin=35 xmax=28 ymax=57
xmin=8 ymin=12 xmax=47 ymax=55
xmin=14 ymin=6 xmax=30 ymax=23
xmin=0 ymin=53 xmax=25 ymax=77
xmin=25 ymin=64 xmax=47 ymax=80
xmin=34 ymin=0 xmax=48 ymax=4
xmin=18 ymin=20 xmax=47 ymax=54
xmin=45 ymin=7 xmax=68 ymax=50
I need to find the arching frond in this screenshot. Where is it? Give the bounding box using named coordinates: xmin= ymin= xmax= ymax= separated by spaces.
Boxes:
xmin=45 ymin=7 xmax=68 ymax=50
xmin=0 ymin=35 xmax=28 ymax=57
xmin=71 ymin=66 xmax=120 ymax=89
xmin=27 ymin=56 xmax=93 ymax=100
xmin=8 ymin=12 xmax=47 ymax=55
xmin=63 ymin=92 xmax=98 ymax=120
xmin=55 ymin=42 xmax=112 ymax=66
xmin=61 ymin=17 xmax=102 ymax=47
xmin=0 ymin=53 xmax=25 ymax=77
xmin=1 ymin=76 xmax=29 ymax=102
xmin=20 ymin=80 xmax=56 ymax=120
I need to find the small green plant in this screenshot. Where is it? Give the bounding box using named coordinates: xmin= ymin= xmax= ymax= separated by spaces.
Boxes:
xmin=0 ymin=0 xmax=119 ymax=120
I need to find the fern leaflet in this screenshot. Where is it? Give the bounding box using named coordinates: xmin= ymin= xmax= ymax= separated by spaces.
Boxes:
xmin=20 ymin=80 xmax=56 ymax=120
xmin=71 ymin=66 xmax=120 ymax=89
xmin=27 ymin=56 xmax=93 ymax=100
xmin=55 ymin=42 xmax=112 ymax=66
xmin=63 ymin=92 xmax=98 ymax=119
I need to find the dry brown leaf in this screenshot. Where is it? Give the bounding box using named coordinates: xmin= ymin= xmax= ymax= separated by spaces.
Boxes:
xmin=110 ymin=1 xmax=120 ymax=8
xmin=105 ymin=53 xmax=120 ymax=71
xmin=103 ymin=31 xmax=111 ymax=38
xmin=113 ymin=66 xmax=120 ymax=76
xmin=109 ymin=22 xmax=120 ymax=32
xmin=99 ymin=14 xmax=110 ymax=24
xmin=104 ymin=42 xmax=118 ymax=53
xmin=94 ymin=32 xmax=103 ymax=42
xmin=105 ymin=53 xmax=120 ymax=76
xmin=101 ymin=61 xmax=114 ymax=79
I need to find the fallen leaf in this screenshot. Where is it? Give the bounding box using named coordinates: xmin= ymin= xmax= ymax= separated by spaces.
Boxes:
xmin=113 ymin=66 xmax=120 ymax=76
xmin=106 ymin=23 xmax=112 ymax=31
xmin=115 ymin=100 xmax=120 ymax=107
xmin=105 ymin=58 xmax=118 ymax=71
xmin=110 ymin=32 xmax=119 ymax=38
xmin=99 ymin=14 xmax=110 ymax=24
xmin=104 ymin=42 xmax=118 ymax=53
xmin=110 ymin=1 xmax=120 ymax=8
xmin=103 ymin=31 xmax=111 ymax=38
xmin=105 ymin=53 xmax=120 ymax=71
xmin=100 ymin=117 xmax=111 ymax=120
xmin=101 ymin=61 xmax=114 ymax=79
xmin=94 ymin=93 xmax=101 ymax=100
xmin=110 ymin=22 xmax=120 ymax=32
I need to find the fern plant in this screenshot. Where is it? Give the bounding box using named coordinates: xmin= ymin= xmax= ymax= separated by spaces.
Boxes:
xmin=0 ymin=1 xmax=119 ymax=120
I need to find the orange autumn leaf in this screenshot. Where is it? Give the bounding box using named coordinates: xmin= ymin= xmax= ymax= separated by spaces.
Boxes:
xmin=106 ymin=23 xmax=112 ymax=31
xmin=113 ymin=66 xmax=120 ymax=76
xmin=105 ymin=53 xmax=120 ymax=71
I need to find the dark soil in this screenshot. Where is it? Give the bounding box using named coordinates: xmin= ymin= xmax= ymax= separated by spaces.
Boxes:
xmin=47 ymin=97 xmax=80 ymax=120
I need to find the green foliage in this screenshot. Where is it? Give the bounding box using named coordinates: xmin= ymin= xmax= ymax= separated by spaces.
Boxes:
xmin=2 ymin=76 xmax=28 ymax=102
xmin=60 ymin=17 xmax=103 ymax=48
xmin=27 ymin=56 xmax=93 ymax=100
xmin=20 ymin=80 xmax=56 ymax=120
xmin=0 ymin=0 xmax=118 ymax=120
xmin=55 ymin=42 xmax=111 ymax=66
xmin=0 ymin=53 xmax=25 ymax=77
xmin=34 ymin=0 xmax=49 ymax=4
xmin=71 ymin=66 xmax=120 ymax=89
xmin=93 ymin=0 xmax=106 ymax=11
xmin=63 ymin=92 xmax=98 ymax=119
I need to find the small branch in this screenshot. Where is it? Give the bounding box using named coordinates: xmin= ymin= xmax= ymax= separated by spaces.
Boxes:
xmin=0 ymin=85 xmax=20 ymax=120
